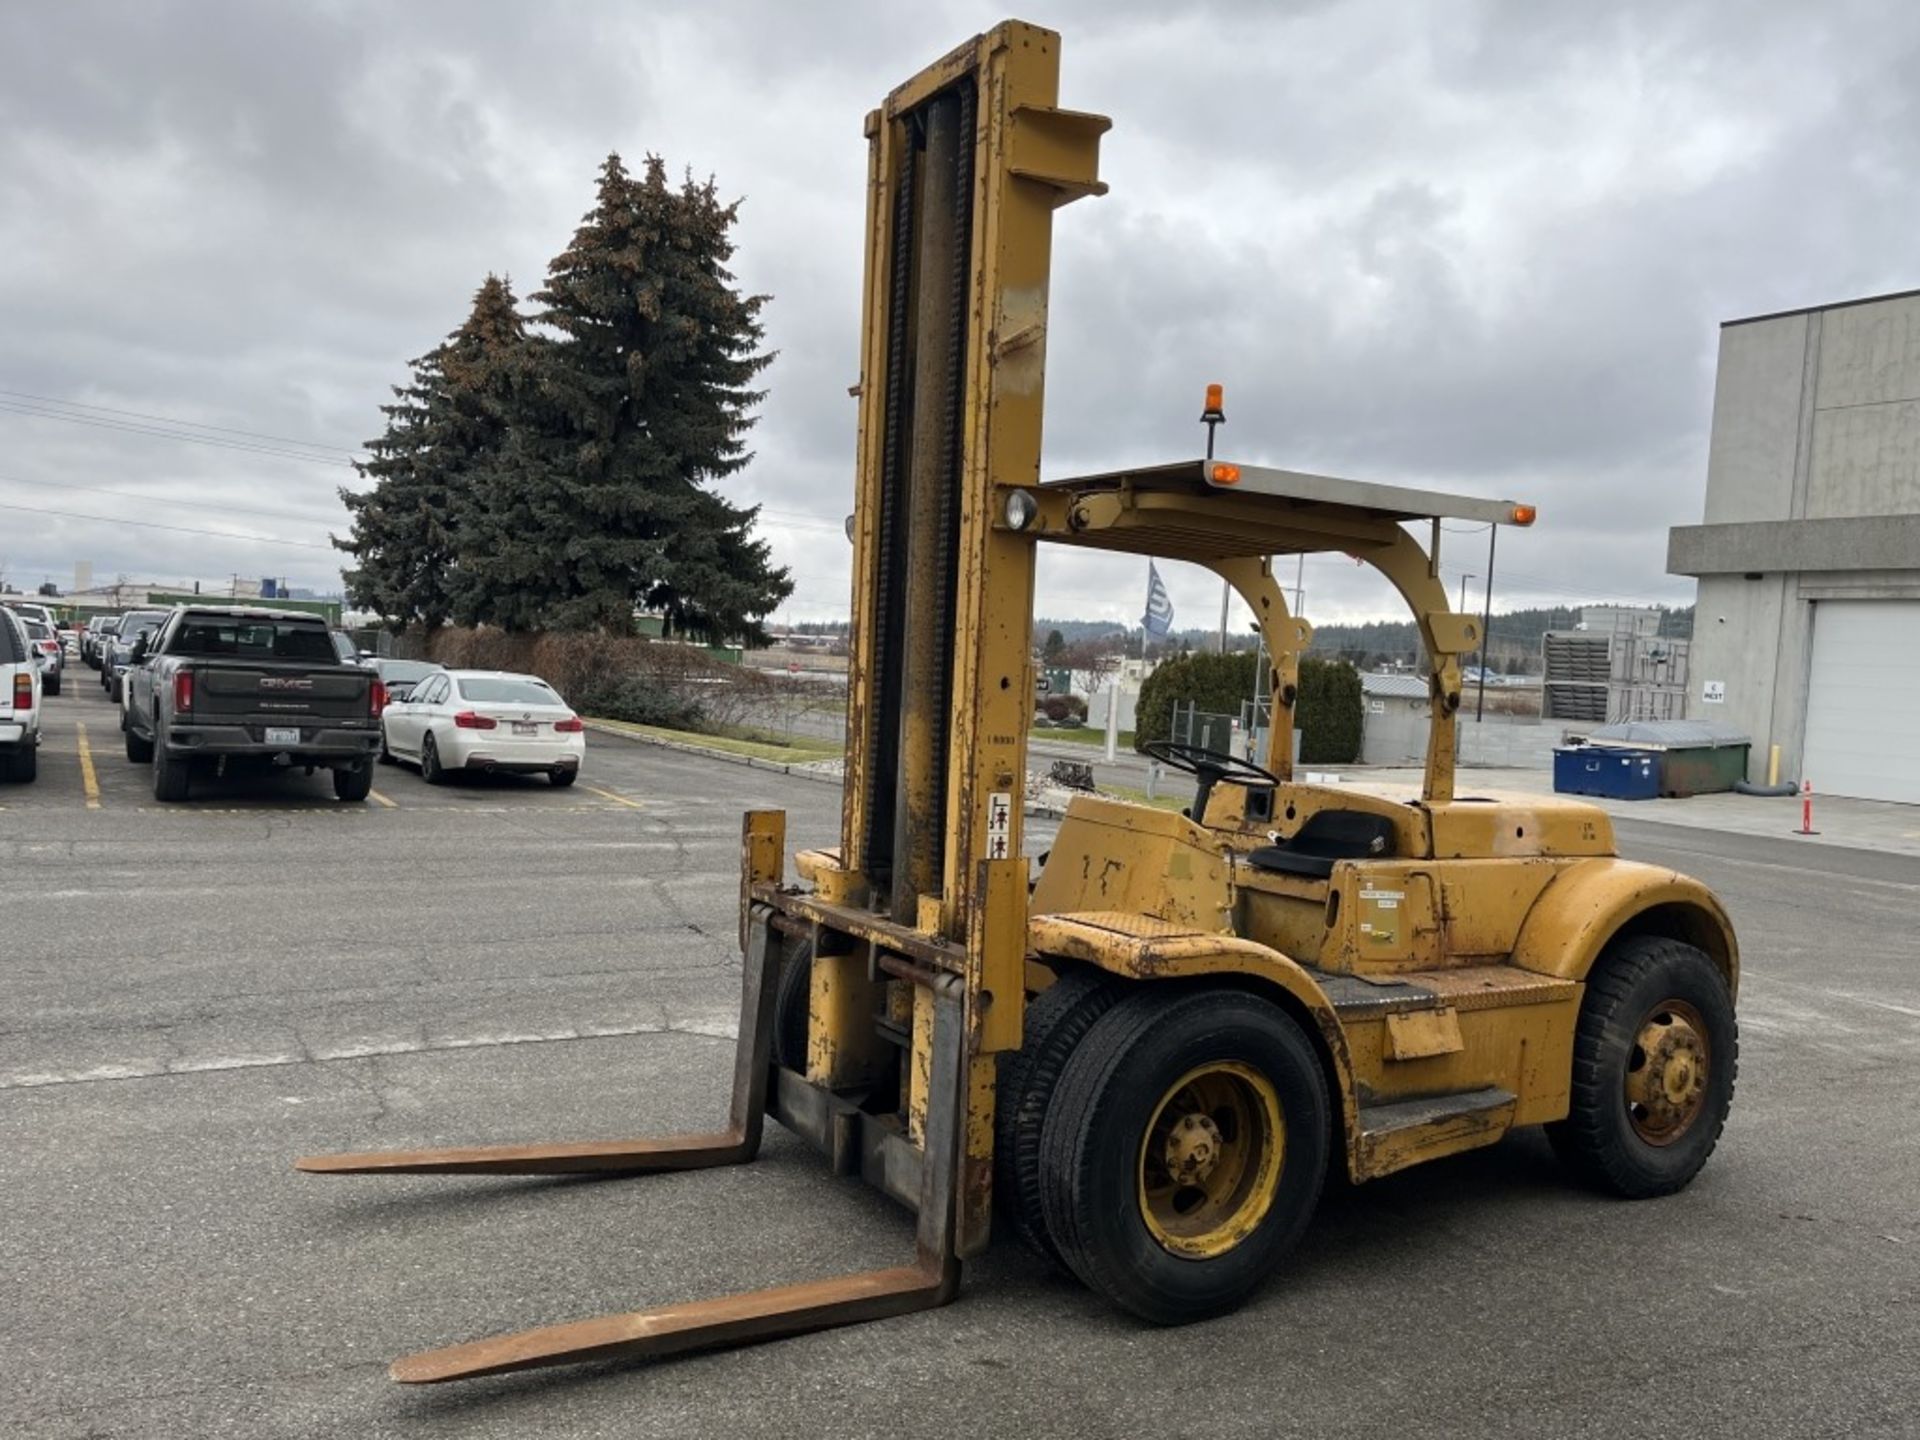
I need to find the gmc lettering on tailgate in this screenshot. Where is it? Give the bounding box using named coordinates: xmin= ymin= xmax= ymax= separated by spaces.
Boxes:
xmin=260 ymin=678 xmax=316 ymax=691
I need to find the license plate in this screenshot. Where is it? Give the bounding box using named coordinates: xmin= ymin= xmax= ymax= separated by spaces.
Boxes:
xmin=264 ymin=727 xmax=301 ymax=745
xmin=512 ymin=721 xmax=538 ymax=736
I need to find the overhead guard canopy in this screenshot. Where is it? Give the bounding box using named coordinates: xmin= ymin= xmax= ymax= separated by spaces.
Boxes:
xmin=1025 ymin=459 xmax=1530 ymax=563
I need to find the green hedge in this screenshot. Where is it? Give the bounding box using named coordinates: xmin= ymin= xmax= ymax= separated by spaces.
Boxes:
xmin=1296 ymin=656 xmax=1363 ymax=763
xmin=1134 ymin=651 xmax=1363 ymax=764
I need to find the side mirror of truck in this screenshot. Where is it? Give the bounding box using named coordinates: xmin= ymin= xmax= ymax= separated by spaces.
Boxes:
xmin=130 ymin=634 xmax=150 ymax=663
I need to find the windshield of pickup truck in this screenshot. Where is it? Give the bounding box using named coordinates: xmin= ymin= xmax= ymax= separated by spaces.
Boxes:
xmin=170 ymin=619 xmax=339 ymax=662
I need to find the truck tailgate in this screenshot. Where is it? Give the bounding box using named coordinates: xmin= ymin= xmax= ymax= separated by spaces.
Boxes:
xmin=193 ymin=666 xmax=372 ymax=726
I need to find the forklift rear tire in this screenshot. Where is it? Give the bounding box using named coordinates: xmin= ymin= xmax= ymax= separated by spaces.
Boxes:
xmin=1039 ymin=988 xmax=1329 ymax=1325
xmin=994 ymin=964 xmax=1120 ymax=1268
xmin=1549 ymin=935 xmax=1736 ymax=1199
xmin=773 ymin=935 xmax=815 ymax=1073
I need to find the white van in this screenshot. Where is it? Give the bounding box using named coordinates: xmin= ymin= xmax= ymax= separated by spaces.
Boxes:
xmin=1 ymin=607 xmax=42 ymax=782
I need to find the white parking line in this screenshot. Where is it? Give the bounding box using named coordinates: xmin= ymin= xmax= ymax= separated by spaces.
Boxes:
xmin=0 ymin=1017 xmax=740 ymax=1090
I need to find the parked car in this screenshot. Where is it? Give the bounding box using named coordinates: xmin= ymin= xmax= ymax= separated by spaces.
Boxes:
xmin=368 ymin=657 xmax=441 ymax=702
xmin=83 ymin=614 xmax=120 ymax=669
xmin=122 ymin=604 xmax=386 ymax=802
xmin=104 ymin=608 xmax=169 ymax=701
xmin=10 ymin=601 xmax=57 ymax=631
xmin=0 ymin=608 xmax=41 ymax=781
xmin=19 ymin=617 xmax=63 ymax=695
xmin=380 ymin=669 xmax=584 ymax=786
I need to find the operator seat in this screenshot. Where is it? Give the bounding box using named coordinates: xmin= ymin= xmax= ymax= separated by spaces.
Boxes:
xmin=1246 ymin=809 xmax=1397 ymax=880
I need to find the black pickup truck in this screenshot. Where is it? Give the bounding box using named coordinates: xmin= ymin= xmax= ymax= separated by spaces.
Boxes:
xmin=122 ymin=605 xmax=385 ymax=802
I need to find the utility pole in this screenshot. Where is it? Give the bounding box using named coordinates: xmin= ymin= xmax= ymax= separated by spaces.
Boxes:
xmin=1458 ymin=572 xmax=1476 ymax=615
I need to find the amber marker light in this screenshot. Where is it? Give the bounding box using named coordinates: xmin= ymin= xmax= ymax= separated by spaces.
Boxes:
xmin=1509 ymin=504 xmax=1537 ymax=526
xmin=1211 ymin=463 xmax=1242 ymax=484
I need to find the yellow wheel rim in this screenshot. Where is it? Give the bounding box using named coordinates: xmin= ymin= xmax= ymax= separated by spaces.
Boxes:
xmin=1136 ymin=1061 xmax=1285 ymax=1259
xmin=1624 ymin=998 xmax=1711 ymax=1146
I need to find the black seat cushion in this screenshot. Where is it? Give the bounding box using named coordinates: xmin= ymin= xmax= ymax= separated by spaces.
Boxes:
xmin=1247 ymin=810 xmax=1398 ymax=879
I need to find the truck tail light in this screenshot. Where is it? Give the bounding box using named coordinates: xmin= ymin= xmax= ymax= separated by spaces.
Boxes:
xmin=554 ymin=715 xmax=584 ymax=733
xmin=370 ymin=680 xmax=388 ymax=718
xmin=453 ymin=710 xmax=496 ymax=730
xmin=12 ymin=673 xmax=30 ymax=711
xmin=174 ymin=670 xmax=193 ymax=712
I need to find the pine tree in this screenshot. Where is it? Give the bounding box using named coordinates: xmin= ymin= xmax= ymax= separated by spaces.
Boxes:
xmin=461 ymin=153 xmax=791 ymax=639
xmin=335 ymin=275 xmax=526 ymax=630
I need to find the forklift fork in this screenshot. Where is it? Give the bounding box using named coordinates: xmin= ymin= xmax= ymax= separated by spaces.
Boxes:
xmin=295 ymin=905 xmax=965 ymax=1383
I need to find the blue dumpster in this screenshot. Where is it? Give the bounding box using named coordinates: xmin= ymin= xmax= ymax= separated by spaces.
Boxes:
xmin=1554 ymin=745 xmax=1661 ymax=800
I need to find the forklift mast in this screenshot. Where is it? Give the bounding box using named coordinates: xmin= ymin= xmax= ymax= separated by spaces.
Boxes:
xmin=841 ymin=21 xmax=1107 ymax=938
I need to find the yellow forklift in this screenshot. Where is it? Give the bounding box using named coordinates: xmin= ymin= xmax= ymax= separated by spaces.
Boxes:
xmin=299 ymin=20 xmax=1738 ymax=1381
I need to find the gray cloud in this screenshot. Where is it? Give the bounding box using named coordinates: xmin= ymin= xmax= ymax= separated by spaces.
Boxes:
xmin=3 ymin=1 xmax=1916 ymax=631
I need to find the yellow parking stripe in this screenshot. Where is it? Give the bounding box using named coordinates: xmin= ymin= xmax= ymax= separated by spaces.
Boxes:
xmin=368 ymin=788 xmax=398 ymax=808
xmin=74 ymin=722 xmax=101 ymax=810
xmin=583 ymin=784 xmax=644 ymax=810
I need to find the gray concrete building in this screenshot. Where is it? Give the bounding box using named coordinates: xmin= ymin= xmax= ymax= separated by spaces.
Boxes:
xmin=1669 ymin=289 xmax=1920 ymax=804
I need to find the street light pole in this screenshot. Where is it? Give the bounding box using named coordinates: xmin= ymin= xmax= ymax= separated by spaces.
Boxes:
xmin=1476 ymin=525 xmax=1497 ymax=722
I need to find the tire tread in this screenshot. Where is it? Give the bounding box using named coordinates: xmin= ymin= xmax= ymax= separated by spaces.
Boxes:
xmin=994 ymin=965 xmax=1119 ymax=1267
xmin=1552 ymin=935 xmax=1737 ymax=1198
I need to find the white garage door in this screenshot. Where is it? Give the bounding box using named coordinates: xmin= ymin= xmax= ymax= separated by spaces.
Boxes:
xmin=1802 ymin=600 xmax=1920 ymax=805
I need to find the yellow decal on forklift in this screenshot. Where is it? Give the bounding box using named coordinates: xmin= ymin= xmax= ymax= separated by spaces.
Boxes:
xmin=1359 ymin=888 xmax=1403 ymax=946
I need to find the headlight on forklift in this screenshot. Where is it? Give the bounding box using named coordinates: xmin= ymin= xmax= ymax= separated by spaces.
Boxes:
xmin=1003 ymin=489 xmax=1039 ymax=531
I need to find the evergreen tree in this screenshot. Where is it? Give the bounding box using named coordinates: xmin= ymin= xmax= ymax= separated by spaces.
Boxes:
xmin=1042 ymin=628 xmax=1066 ymax=662
xmin=335 ymin=275 xmax=525 ymax=629
xmin=462 ymin=153 xmax=791 ymax=639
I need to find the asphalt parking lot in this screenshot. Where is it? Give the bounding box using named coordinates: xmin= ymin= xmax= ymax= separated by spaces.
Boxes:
xmin=3 ymin=680 xmax=1917 ymax=1438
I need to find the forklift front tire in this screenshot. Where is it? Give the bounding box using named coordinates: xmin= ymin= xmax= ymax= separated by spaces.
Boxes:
xmin=773 ymin=935 xmax=815 ymax=1073
xmin=1039 ymin=988 xmax=1329 ymax=1325
xmin=1550 ymin=935 xmax=1736 ymax=1199
xmin=994 ymin=963 xmax=1120 ymax=1268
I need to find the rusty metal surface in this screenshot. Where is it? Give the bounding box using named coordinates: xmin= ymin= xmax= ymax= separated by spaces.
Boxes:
xmin=390 ymin=956 xmax=970 ymax=1387
xmin=295 ymin=1133 xmax=749 ymax=1177
xmin=389 ymin=1264 xmax=955 ymax=1384
xmin=756 ymin=882 xmax=967 ymax=974
xmin=889 ymin=84 xmax=971 ymax=929
xmin=1353 ymin=1086 xmax=1516 ymax=1180
xmin=1624 ymin=997 xmax=1711 ymax=1146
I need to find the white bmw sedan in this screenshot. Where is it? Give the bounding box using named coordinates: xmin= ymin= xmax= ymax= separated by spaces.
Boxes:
xmin=380 ymin=668 xmax=585 ymax=786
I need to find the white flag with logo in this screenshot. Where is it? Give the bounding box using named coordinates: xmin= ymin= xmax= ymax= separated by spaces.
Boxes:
xmin=1141 ymin=562 xmax=1174 ymax=637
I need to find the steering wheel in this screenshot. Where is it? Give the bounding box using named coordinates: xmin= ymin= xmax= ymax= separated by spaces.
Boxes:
xmin=1145 ymin=740 xmax=1280 ymax=789
xmin=1143 ymin=740 xmax=1281 ymax=821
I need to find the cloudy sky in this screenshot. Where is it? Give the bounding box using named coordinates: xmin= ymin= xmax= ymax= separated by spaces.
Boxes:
xmin=3 ymin=0 xmax=1916 ymax=631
